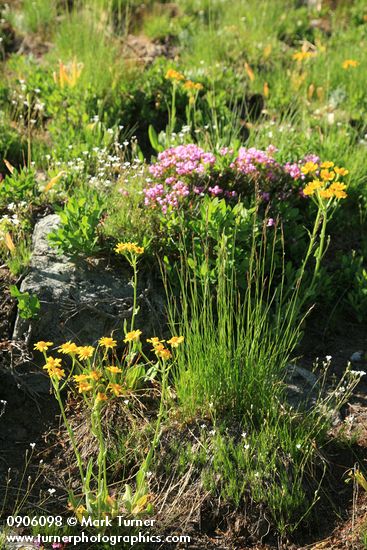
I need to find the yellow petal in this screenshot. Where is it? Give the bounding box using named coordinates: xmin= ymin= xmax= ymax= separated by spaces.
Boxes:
xmin=245 ymin=62 xmax=255 ymax=82
xmin=4 ymin=159 xmax=15 ymax=175
xmin=44 ymin=171 xmax=66 ymax=192
xmin=5 ymin=232 xmax=15 ymax=252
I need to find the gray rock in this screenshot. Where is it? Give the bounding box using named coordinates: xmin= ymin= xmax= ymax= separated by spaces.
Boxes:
xmin=285 ymin=364 xmax=342 ymax=425
xmin=12 ymin=215 xmax=165 ymax=349
xmin=285 ymin=364 xmax=318 ymax=410
xmin=350 ymin=351 xmax=366 ymax=363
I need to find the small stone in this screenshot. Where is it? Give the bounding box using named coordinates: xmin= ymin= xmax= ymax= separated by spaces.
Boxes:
xmin=350 ymin=351 xmax=365 ymax=363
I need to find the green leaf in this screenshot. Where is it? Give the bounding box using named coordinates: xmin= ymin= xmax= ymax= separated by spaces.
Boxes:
xmin=148 ymin=124 xmax=160 ymax=152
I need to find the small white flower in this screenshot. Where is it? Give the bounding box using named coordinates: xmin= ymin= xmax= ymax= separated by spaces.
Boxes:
xmin=296 ymin=443 xmax=301 ymax=449
xmin=124 ymin=400 xmax=129 ymax=405
xmin=244 ymin=444 xmax=250 ymax=450
xmin=200 ymin=424 xmax=206 ymax=430
xmin=48 ymin=488 xmax=56 ymax=495
xmin=30 ymin=443 xmax=36 ymax=449
xmin=241 ymin=432 xmax=247 ymax=439
xmin=325 ymin=355 xmax=332 ymax=361
xmin=209 ymin=429 xmax=216 ymax=436
xmin=350 ymin=370 xmax=366 ymax=377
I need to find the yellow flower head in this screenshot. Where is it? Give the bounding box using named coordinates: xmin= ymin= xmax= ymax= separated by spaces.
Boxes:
xmin=77 ymin=381 xmax=93 ymax=393
xmin=147 ymin=337 xmax=165 ymax=347
xmin=96 ymin=392 xmax=108 ymax=403
xmin=115 ymin=242 xmax=144 ymax=255
xmin=124 ymin=329 xmax=142 ymax=343
xmin=99 ymin=337 xmax=117 ymax=349
xmin=319 ymin=188 xmax=334 ymax=199
xmin=301 ymin=161 xmax=318 ymax=175
xmin=334 ymin=166 xmax=349 ymax=176
xmin=155 ymin=347 xmax=172 ymax=360
xmin=165 ymin=69 xmax=185 ymax=81
xmin=167 ymin=336 xmax=184 ymax=348
xmin=320 ymin=169 xmax=335 ymax=182
xmin=303 ymin=180 xmax=323 ymax=196
xmin=58 ymin=341 xmax=79 ymax=354
xmin=183 ymin=80 xmax=203 ymax=91
xmin=46 ymin=356 xmax=62 ymax=368
xmin=108 ymin=383 xmax=124 ymax=397
xmin=43 ymin=357 xmax=64 ymax=380
xmin=89 ymin=370 xmax=102 ymax=381
xmin=74 ymin=504 xmax=87 ymax=522
xmin=34 ymin=341 xmax=53 ymax=352
xmin=320 ymin=161 xmax=334 ymax=169
xmin=342 ymin=59 xmax=359 ymax=70
xmin=44 ymin=365 xmax=65 ymax=380
xmin=329 ymin=182 xmax=347 ymax=199
xmin=77 ymin=346 xmax=95 ymax=361
xmin=73 ymin=374 xmax=91 ymax=383
xmin=333 ymin=189 xmax=347 ymax=199
xmin=329 ymin=181 xmax=347 ymax=192
xmin=293 ymin=51 xmax=315 ymax=62
xmin=105 ymin=494 xmax=117 ymax=508
xmin=106 ymin=366 xmax=123 ymax=374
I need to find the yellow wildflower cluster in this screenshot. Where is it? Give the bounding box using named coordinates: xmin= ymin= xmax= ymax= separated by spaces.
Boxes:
xmin=183 ymin=80 xmax=203 ymax=91
xmin=147 ymin=335 xmax=184 ymax=360
xmin=165 ymin=69 xmax=204 ymax=93
xmin=302 ymin=162 xmax=348 ymax=200
xmin=165 ymin=69 xmax=185 ymax=81
xmin=43 ymin=357 xmax=65 ymax=380
xmin=35 ymin=330 xmax=183 ymax=399
xmin=293 ymin=51 xmax=316 ymax=62
xmin=342 ymin=59 xmax=359 ymax=70
xmin=74 ymin=371 xmax=102 ymax=393
xmin=115 ymin=242 xmax=144 ymax=255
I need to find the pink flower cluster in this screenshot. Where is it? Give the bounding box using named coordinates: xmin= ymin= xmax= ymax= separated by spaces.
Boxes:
xmin=145 ymin=144 xmax=215 ymax=212
xmin=230 ymin=146 xmax=280 ymax=177
xmin=284 ymin=162 xmax=302 ymax=179
xmin=149 ymin=144 xmax=215 ymax=178
xmin=142 ymin=143 xmax=322 ymax=214
xmin=144 ymin=180 xmax=190 ymax=213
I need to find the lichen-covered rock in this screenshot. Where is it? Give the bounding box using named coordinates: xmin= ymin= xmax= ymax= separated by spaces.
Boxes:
xmin=13 ymin=215 xmax=165 ymax=348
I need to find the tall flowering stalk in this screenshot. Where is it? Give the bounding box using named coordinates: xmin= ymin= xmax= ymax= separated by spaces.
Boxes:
xmin=297 ymin=161 xmax=348 ymax=300
xmin=164 ymin=69 xmax=185 ymax=143
xmin=114 ymin=241 xmax=144 ymax=333
xmin=34 ymin=245 xmax=184 ymax=522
